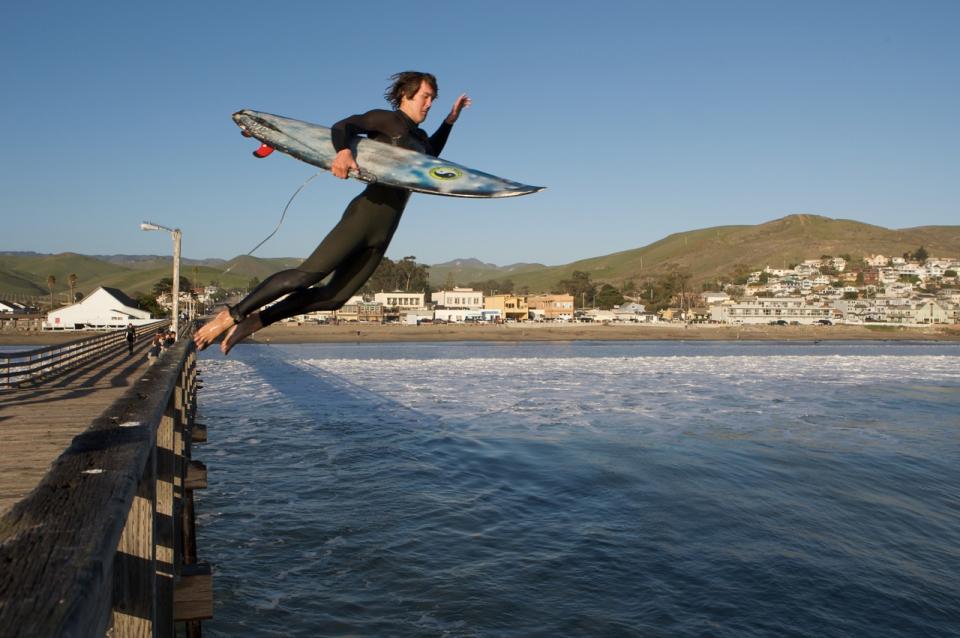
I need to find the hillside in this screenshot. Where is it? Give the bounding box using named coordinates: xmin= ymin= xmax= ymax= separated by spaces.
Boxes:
xmin=487 ymin=215 xmax=960 ymax=291
xmin=428 ymin=258 xmax=548 ymax=285
xmin=0 ymin=253 xmax=298 ymax=300
xmin=3 ymin=215 xmax=959 ymax=299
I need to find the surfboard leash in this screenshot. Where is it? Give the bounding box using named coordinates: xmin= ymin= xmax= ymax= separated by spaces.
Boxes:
xmin=221 ymin=171 xmax=321 ymax=276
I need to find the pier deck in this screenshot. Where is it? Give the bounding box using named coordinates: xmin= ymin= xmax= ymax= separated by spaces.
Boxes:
xmin=0 ymin=337 xmax=156 ymax=514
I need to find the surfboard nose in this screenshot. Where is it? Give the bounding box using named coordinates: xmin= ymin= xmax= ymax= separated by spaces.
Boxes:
xmin=233 ymin=110 xmax=282 ymax=134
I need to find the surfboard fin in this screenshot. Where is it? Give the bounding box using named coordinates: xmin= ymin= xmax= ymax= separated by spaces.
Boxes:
xmin=253 ymin=143 xmax=275 ymax=158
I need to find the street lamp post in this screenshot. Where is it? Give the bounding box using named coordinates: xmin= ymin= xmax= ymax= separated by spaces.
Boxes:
xmin=140 ymin=221 xmax=182 ymax=335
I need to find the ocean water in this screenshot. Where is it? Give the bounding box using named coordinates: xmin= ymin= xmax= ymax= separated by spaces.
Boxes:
xmin=195 ymin=341 xmax=960 ymax=637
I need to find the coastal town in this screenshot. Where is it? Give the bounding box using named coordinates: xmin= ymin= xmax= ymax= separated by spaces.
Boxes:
xmin=213 ymin=252 xmax=959 ymax=328
xmin=2 ymin=253 xmax=958 ymax=332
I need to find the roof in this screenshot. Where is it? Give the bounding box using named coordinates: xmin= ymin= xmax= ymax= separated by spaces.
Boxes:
xmin=101 ymin=287 xmax=141 ymax=309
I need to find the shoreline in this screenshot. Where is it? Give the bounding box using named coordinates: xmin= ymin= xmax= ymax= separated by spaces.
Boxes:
xmin=246 ymin=322 xmax=960 ymax=343
xmin=3 ymin=322 xmax=959 ymax=347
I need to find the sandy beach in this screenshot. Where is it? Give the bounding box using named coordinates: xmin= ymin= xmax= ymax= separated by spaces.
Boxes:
xmin=3 ymin=322 xmax=959 ymax=348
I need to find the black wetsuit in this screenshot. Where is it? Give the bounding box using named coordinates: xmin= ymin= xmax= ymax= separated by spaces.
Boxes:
xmin=229 ymin=109 xmax=452 ymax=326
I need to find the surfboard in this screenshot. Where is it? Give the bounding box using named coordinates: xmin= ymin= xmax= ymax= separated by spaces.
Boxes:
xmin=232 ymin=110 xmax=544 ymax=198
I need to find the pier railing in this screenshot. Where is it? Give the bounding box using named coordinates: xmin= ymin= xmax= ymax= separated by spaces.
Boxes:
xmin=0 ymin=331 xmax=212 ymax=637
xmin=0 ymin=321 xmax=170 ymax=387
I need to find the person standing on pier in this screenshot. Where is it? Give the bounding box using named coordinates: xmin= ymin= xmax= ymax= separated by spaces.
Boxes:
xmin=125 ymin=323 xmax=136 ymax=356
xmin=193 ymin=71 xmax=471 ymax=355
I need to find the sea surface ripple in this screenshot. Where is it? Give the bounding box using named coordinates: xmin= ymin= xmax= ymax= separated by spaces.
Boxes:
xmin=195 ymin=341 xmax=960 ymax=637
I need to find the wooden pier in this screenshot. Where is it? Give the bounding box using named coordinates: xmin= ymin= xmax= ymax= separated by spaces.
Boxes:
xmin=0 ymin=325 xmax=212 ymax=637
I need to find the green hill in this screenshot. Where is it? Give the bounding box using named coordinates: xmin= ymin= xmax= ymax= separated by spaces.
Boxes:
xmin=428 ymin=258 xmax=548 ymax=285
xmin=490 ymin=215 xmax=960 ymax=292
xmin=3 ymin=215 xmax=958 ymax=300
xmin=0 ymin=253 xmax=293 ymax=299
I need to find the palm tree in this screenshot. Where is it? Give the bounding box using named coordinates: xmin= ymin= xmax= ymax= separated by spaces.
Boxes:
xmin=46 ymin=275 xmax=56 ymax=311
xmin=68 ymin=273 xmax=78 ymax=304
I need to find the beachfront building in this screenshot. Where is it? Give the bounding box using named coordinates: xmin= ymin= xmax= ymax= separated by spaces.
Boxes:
xmin=374 ymin=291 xmax=426 ymax=310
xmin=485 ymin=294 xmax=528 ymax=322
xmin=526 ymin=294 xmax=574 ymax=321
xmin=432 ymin=287 xmax=484 ymax=309
xmin=373 ymin=291 xmax=426 ymax=323
xmin=335 ymin=295 xmax=384 ymax=323
xmin=434 ymin=308 xmax=485 ymax=323
xmin=710 ymin=297 xmax=832 ymax=325
xmin=884 ymin=299 xmax=951 ymax=325
xmin=44 ymin=286 xmax=152 ymax=330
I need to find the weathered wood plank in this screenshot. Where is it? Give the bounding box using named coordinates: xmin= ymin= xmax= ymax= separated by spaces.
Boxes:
xmin=190 ymin=423 xmax=207 ymax=443
xmin=0 ymin=339 xmax=159 ymax=515
xmin=173 ymin=563 xmax=213 ymax=622
xmin=184 ymin=461 xmax=207 ymax=491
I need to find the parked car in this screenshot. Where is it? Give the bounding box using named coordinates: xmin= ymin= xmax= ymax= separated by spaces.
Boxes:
xmin=815 ymin=319 xmax=833 ymax=325
xmin=770 ymin=319 xmax=788 ymax=326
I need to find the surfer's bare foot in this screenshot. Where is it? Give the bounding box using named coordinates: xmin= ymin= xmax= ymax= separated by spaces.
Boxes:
xmin=194 ymin=309 xmax=235 ymax=351
xmin=221 ymin=312 xmax=263 ymax=356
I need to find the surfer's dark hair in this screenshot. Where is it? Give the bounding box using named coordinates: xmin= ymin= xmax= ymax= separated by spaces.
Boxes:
xmin=385 ymin=71 xmax=437 ymax=108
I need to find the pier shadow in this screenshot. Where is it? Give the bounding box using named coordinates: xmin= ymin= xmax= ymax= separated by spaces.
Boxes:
xmin=0 ymin=340 xmax=155 ymax=410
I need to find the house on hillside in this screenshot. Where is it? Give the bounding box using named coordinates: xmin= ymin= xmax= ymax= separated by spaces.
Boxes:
xmin=45 ymin=287 xmax=152 ymax=330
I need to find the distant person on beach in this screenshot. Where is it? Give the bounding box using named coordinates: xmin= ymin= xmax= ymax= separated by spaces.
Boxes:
xmin=125 ymin=323 xmax=136 ymax=355
xmin=193 ymin=71 xmax=471 ymax=356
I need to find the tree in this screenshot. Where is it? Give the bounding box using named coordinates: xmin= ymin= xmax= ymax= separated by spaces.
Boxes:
xmin=730 ymin=263 xmax=753 ymax=285
xmin=555 ymin=271 xmax=596 ymax=308
xmin=68 ymin=273 xmax=78 ymax=304
xmin=945 ymin=269 xmax=958 ymax=278
xmin=913 ymin=246 xmax=929 ymax=263
xmin=843 ymin=291 xmax=859 ymax=300
xmin=46 ymin=275 xmax=56 ymax=310
xmin=640 ymin=264 xmax=693 ymax=313
xmin=467 ymin=278 xmax=515 ymax=295
xmin=363 ymin=256 xmax=431 ymax=294
xmin=135 ymin=293 xmax=166 ymax=317
xmin=154 ymin=276 xmax=193 ymax=296
xmin=595 ymin=284 xmax=625 ymax=309
xmin=247 ymin=276 xmax=261 ymax=292
xmin=398 ymin=256 xmax=430 ymax=292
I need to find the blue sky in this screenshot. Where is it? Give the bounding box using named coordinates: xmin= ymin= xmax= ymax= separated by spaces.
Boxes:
xmin=2 ymin=1 xmax=957 ymax=266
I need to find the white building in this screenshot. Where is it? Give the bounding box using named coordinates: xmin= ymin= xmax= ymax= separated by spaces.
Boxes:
xmin=374 ymin=291 xmax=426 ymax=309
xmin=711 ymin=297 xmax=832 ymax=324
xmin=701 ymin=292 xmax=730 ymax=305
xmin=431 ymin=287 xmax=484 ymax=309
xmin=434 ymin=308 xmax=484 ymax=323
xmin=45 ymin=287 xmax=152 ymax=330
xmin=884 ymin=299 xmax=951 ymax=325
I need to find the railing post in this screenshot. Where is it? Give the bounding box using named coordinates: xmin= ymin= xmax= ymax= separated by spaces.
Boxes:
xmin=155 ymin=399 xmax=177 ymax=637
xmin=112 ymin=444 xmax=158 ymax=636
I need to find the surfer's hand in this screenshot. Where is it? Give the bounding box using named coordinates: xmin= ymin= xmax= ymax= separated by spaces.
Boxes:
xmin=332 ymin=149 xmax=358 ymax=179
xmin=445 ymin=94 xmax=472 ymax=124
